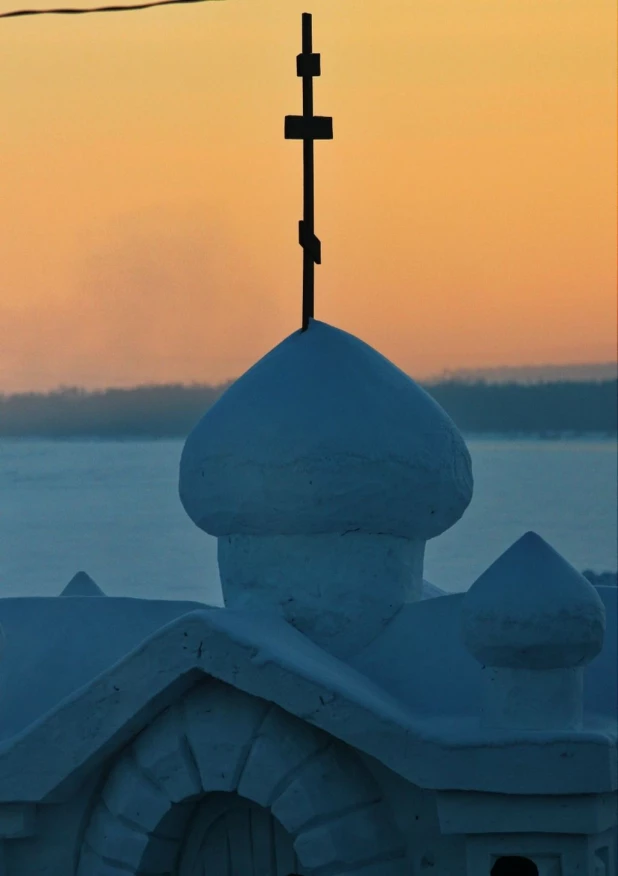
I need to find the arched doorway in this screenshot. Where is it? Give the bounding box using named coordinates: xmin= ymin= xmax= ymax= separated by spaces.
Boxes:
xmin=78 ymin=679 xmax=405 ymax=875
xmin=178 ymin=793 xmax=303 ymax=876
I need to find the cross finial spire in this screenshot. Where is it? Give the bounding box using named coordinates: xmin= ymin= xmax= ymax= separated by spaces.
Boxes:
xmin=284 ymin=12 xmax=333 ymax=332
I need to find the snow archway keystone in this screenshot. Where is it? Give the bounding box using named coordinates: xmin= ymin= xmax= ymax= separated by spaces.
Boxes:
xmin=77 ymin=679 xmax=405 ymax=875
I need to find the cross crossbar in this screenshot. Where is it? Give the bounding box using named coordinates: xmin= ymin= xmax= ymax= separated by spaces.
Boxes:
xmin=284 ymin=115 xmax=333 ymax=141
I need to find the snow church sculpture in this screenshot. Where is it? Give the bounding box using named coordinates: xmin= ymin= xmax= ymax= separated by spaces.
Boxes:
xmin=0 ymin=13 xmax=615 ymax=876
xmin=0 ymin=326 xmax=615 ymax=876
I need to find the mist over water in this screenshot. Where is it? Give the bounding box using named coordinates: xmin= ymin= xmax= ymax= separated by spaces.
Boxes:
xmin=0 ymin=437 xmax=615 ymax=602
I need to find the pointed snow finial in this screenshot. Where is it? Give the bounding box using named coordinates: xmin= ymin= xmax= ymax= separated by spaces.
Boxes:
xmin=284 ymin=12 xmax=333 ymax=332
xmin=60 ymin=571 xmax=106 ymax=597
xmin=461 ymin=532 xmax=605 ymax=731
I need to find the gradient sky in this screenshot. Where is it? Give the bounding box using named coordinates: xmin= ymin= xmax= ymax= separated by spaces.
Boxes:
xmin=1 ymin=0 xmax=615 ymax=391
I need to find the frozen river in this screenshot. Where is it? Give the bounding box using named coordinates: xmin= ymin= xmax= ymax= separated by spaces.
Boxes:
xmin=0 ymin=437 xmax=616 ymax=602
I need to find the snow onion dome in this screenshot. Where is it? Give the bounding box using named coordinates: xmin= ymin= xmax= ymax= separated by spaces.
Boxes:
xmin=461 ymin=531 xmax=606 ymax=730
xmin=179 ymin=320 xmax=473 ymax=657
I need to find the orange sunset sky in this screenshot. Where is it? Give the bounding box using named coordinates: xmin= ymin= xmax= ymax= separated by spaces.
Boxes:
xmin=0 ymin=0 xmax=615 ymax=391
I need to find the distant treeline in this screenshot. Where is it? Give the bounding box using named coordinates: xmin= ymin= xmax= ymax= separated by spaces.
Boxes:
xmin=428 ymin=380 xmax=617 ymax=436
xmin=0 ymin=380 xmax=615 ymax=438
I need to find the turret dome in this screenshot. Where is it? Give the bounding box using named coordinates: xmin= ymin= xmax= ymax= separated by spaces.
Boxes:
xmin=462 ymin=531 xmax=606 ymax=671
xmin=180 ymin=320 xmax=472 ymax=541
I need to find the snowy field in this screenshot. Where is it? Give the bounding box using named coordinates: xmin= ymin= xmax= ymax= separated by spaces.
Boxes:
xmin=0 ymin=437 xmax=616 ymax=601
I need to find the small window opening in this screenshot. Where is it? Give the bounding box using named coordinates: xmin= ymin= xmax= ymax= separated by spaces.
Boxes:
xmin=491 ymin=857 xmax=539 ymax=876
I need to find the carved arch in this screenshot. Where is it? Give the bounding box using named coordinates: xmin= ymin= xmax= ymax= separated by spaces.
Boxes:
xmin=77 ymin=678 xmax=405 ymax=875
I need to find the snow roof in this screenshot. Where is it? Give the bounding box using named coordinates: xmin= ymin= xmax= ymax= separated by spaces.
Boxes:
xmin=0 ymin=578 xmax=440 ymax=743
xmin=0 ymin=594 xmax=206 ymax=740
xmin=0 ymin=589 xmax=614 ymax=804
xmin=0 ymin=581 xmax=613 ymax=753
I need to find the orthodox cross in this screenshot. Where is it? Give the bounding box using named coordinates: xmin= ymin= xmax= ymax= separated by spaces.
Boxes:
xmin=284 ymin=12 xmax=333 ymax=332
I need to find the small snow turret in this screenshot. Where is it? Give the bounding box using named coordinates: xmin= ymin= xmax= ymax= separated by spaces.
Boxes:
xmin=461 ymin=531 xmax=606 ymax=730
xmin=60 ymin=571 xmax=106 ymax=597
xmin=180 ymin=320 xmax=472 ymax=657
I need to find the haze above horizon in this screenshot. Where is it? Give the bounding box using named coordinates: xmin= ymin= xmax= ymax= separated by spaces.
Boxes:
xmin=1 ymin=0 xmax=615 ymax=393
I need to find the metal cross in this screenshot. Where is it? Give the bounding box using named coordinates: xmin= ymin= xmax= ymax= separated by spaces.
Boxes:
xmin=284 ymin=12 xmax=333 ymax=332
